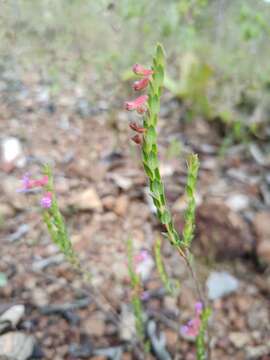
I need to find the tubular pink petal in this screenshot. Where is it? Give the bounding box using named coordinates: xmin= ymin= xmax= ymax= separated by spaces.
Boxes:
xmin=133 ymin=77 xmax=150 ymax=91
xmin=132 ymin=64 xmax=154 ymax=76
xmin=125 ymin=95 xmax=148 ymax=112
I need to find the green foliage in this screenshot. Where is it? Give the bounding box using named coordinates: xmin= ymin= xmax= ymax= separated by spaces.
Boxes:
xmin=239 ymin=4 xmax=270 ymax=41
xmin=166 ymin=53 xmax=213 ymax=118
xmin=182 ymin=154 xmax=199 ymax=247
xmin=126 ymin=238 xmax=145 ymax=341
xmin=142 ymin=44 xmax=181 ymax=248
xmin=196 ymin=307 xmax=212 ymax=360
xmin=154 ymin=237 xmax=179 ymax=295
xmin=141 ymin=44 xmax=200 ymax=252
xmin=42 ymin=164 xmax=78 ymax=267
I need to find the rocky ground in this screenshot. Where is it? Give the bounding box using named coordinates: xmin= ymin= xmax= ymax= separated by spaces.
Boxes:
xmin=0 ymin=68 xmax=270 ymax=360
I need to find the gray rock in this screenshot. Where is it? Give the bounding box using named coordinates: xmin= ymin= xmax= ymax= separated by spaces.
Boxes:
xmin=207 ymin=271 xmax=239 ymax=300
xmin=0 ymin=305 xmax=25 ymax=334
xmin=0 ymin=332 xmax=35 ymax=360
xmin=1 ymin=137 xmax=25 ymax=167
xmin=225 ymin=194 xmax=249 ymax=212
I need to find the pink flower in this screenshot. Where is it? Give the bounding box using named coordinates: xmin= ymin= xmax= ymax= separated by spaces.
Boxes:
xmin=18 ymin=174 xmax=49 ymax=192
xmin=125 ymin=99 xmax=148 ymax=115
xmin=133 ymin=77 xmax=150 ymax=91
xmin=131 ymin=134 xmax=142 ymax=145
xmin=134 ymin=250 xmax=149 ymax=264
xmin=132 ymin=64 xmax=153 ymax=76
xmin=40 ymin=192 xmax=53 ymax=209
xmin=125 ymin=95 xmax=148 ymax=113
xmin=181 ymin=302 xmax=203 ymax=338
xmin=33 ymin=176 xmax=49 ymax=187
xmin=129 ymin=122 xmax=146 ymax=133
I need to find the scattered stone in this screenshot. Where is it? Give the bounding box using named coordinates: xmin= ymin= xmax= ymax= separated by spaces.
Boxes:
xmin=32 ymin=254 xmax=64 ymax=271
xmin=0 ymin=305 xmax=25 ymax=334
xmin=119 ymin=305 xmax=136 ymax=341
xmin=32 ymin=288 xmax=49 ymax=307
xmin=112 ymin=262 xmax=128 ymax=282
xmin=1 ymin=178 xmax=26 ymax=210
xmin=196 ymin=201 xmax=253 ymax=259
xmin=1 ymin=137 xmax=25 ymax=168
xmin=253 ymin=211 xmax=270 ymax=264
xmin=0 ymin=204 xmax=15 ymax=218
xmin=93 ymin=346 xmax=123 ymax=360
xmin=114 ymin=194 xmax=129 ymax=216
xmin=247 ymin=303 xmax=269 ymax=331
xmin=207 ymin=271 xmax=239 ymax=300
xmin=69 ymin=188 xmax=102 ymax=211
xmin=229 ymin=332 xmax=251 ymax=348
xmin=164 ymin=329 xmax=178 ymax=349
xmin=8 ymin=224 xmax=30 ymax=242
xmin=147 ymin=320 xmax=172 ymax=360
xmin=253 ymin=211 xmax=270 ymax=240
xmin=225 ymin=194 xmax=249 ymax=212
xmin=109 ymin=173 xmax=132 ymax=191
xmin=256 ymin=240 xmax=270 ymax=264
xmin=83 ymin=313 xmax=106 ymax=337
xmin=246 ymin=344 xmax=270 ymax=359
xmin=68 ymin=334 xmax=93 ymax=358
xmin=0 ymin=332 xmax=35 ymax=360
xmin=249 ymin=143 xmax=267 ymax=166
xmin=164 ymin=296 xmax=178 ymax=312
xmin=102 ymin=195 xmax=115 ymax=210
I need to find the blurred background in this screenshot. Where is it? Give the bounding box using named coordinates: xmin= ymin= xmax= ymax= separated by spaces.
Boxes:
xmin=0 ymin=1 xmax=269 ymax=359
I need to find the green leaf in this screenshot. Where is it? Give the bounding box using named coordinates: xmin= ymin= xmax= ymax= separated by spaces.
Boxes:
xmin=143 ymin=162 xmax=154 ymax=179
xmin=161 ymin=210 xmax=171 ymax=224
xmin=156 ymin=43 xmax=165 ymax=66
xmin=152 ymin=179 xmax=162 ymax=197
xmin=160 ymin=192 xmax=166 ymax=205
xmin=151 ymin=95 xmax=160 ymax=114
xmin=151 ymin=195 xmax=161 ymax=208
xmin=145 ymin=126 xmax=156 ymax=147
xmin=148 ymin=151 xmax=158 ymax=170
xmin=155 ymin=65 xmax=164 ymax=87
xmin=149 ymin=82 xmax=155 ymax=98
xmin=155 ymin=168 xmax=161 ymax=181
xmin=151 ymin=143 xmax=158 ymax=155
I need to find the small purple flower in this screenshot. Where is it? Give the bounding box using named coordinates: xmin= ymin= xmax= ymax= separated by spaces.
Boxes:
xmin=17 ymin=173 xmax=31 ymax=193
xmin=40 ymin=192 xmax=52 ymax=209
xmin=140 ymin=291 xmax=151 ymax=301
xmin=180 ymin=302 xmax=203 ymax=338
